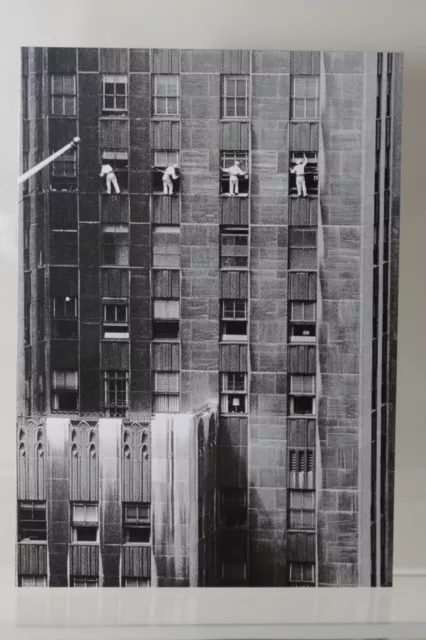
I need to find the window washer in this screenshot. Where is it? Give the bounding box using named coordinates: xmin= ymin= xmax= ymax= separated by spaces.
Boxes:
xmin=100 ymin=161 xmax=120 ymax=194
xmin=290 ymin=153 xmax=309 ymax=197
xmin=221 ymin=160 xmax=248 ymax=196
xmin=153 ymin=164 xmax=179 ymax=195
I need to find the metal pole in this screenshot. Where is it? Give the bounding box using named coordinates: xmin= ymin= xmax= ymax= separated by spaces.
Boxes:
xmin=18 ymin=137 xmax=81 ymax=185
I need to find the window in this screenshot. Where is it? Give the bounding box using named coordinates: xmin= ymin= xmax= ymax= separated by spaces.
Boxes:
xmin=291 ymin=76 xmax=319 ymax=120
xmin=50 ymin=149 xmax=77 ymax=192
xmin=18 ymin=501 xmax=47 ymax=542
xmin=288 ymin=490 xmax=315 ymax=529
xmin=289 ymin=152 xmax=318 ymax=196
xmin=20 ymin=575 xmax=47 ymax=587
xmin=289 ymin=562 xmax=315 ymax=586
xmin=220 ymin=228 xmax=248 ymax=268
xmin=220 ymin=152 xmax=249 ymax=195
xmin=289 ymin=228 xmax=317 ymax=270
xmin=222 ymin=75 xmax=249 ymax=118
xmin=221 ymin=300 xmax=247 ymax=341
xmin=123 ymin=578 xmax=150 ymax=587
xmin=52 ymin=295 xmax=78 ymax=339
xmin=51 ymin=370 xmax=78 ymax=411
xmin=103 ymin=301 xmax=129 ymax=339
xmin=102 ymin=370 xmax=129 ymax=416
xmin=386 ymin=70 xmax=392 ymax=117
xmin=102 ymin=75 xmax=128 ymax=114
xmin=289 ymin=449 xmax=315 ymax=490
xmin=153 ymin=75 xmax=179 ymax=116
xmin=220 ymin=373 xmax=247 ymax=414
xmin=152 ymin=151 xmax=180 ymax=194
xmin=25 ymin=378 xmax=32 ymax=415
xmin=22 ymin=75 xmax=29 ymax=120
xmin=152 ymin=320 xmax=180 ymax=340
xmin=101 ymin=151 xmax=129 ymax=192
xmin=102 ymin=224 xmax=129 ymax=266
xmin=51 ymin=74 xmax=76 ymax=116
xmin=289 ymin=376 xmax=316 ymax=416
xmin=71 ymin=577 xmax=99 ymax=587
xmin=153 ymin=372 xmax=179 ymax=413
xmin=71 ymin=503 xmax=99 ymax=543
xmin=153 ymin=300 xmax=180 ymax=319
xmin=123 ymin=503 xmax=151 ymax=544
xmin=152 ymin=226 xmax=180 ymax=268
xmin=219 ymin=488 xmax=247 ymax=527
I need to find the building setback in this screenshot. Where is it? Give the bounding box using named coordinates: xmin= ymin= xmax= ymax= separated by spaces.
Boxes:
xmin=17 ymin=48 xmax=403 ymax=587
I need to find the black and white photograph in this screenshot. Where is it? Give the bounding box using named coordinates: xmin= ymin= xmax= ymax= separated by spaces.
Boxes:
xmin=16 ymin=47 xmax=403 ymax=588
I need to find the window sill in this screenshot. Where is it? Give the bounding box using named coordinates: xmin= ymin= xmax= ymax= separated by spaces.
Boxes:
xmin=220 ymin=118 xmax=250 ymax=123
xmin=18 ymin=540 xmax=47 ymax=545
xmin=152 ymin=192 xmax=180 ymax=197
xmin=70 ymin=542 xmax=99 ymax=546
xmin=101 ymin=337 xmax=130 ymax=342
xmin=220 ymin=337 xmax=248 ymax=343
xmin=220 ymin=193 xmax=249 ymax=198
xmin=123 ymin=542 xmax=151 ymax=547
xmin=100 ymin=113 xmax=129 ymax=119
xmin=289 ymin=414 xmax=317 ymax=419
xmin=151 ymin=338 xmax=180 ymax=343
xmin=289 ymin=194 xmax=318 ymax=199
xmin=220 ymin=413 xmax=248 ymax=417
xmin=151 ymin=116 xmax=180 ymax=121
xmin=290 ymin=338 xmax=317 ymax=344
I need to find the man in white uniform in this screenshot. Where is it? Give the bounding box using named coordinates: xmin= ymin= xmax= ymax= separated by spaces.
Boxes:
xmin=100 ymin=162 xmax=120 ymax=194
xmin=290 ymin=153 xmax=309 ymax=197
xmin=221 ymin=160 xmax=248 ymax=196
xmin=153 ymin=164 xmax=179 ymax=195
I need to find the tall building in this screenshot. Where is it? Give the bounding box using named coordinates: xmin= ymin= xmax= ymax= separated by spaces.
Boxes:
xmin=16 ymin=47 xmax=403 ymax=588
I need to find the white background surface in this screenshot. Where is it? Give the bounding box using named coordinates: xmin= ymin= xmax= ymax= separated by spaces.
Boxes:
xmin=0 ymin=0 xmax=425 ymax=620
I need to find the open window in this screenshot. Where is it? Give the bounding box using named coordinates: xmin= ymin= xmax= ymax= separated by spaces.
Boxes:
xmin=152 ymin=151 xmax=180 ymax=194
xmin=289 ymin=152 xmax=318 ymax=196
xmin=18 ymin=501 xmax=47 ymax=542
xmin=71 ymin=503 xmax=99 ymax=543
xmin=289 ymin=301 xmax=316 ymax=343
xmin=152 ymin=320 xmax=180 ymax=340
xmin=102 ymin=301 xmax=129 ymax=339
xmin=51 ymin=370 xmax=78 ymax=411
xmin=101 ymin=151 xmax=129 ymax=192
xmin=102 ymin=75 xmax=128 ymax=115
xmin=220 ymin=228 xmax=248 ymax=268
xmin=52 ymin=295 xmax=78 ymax=339
xmin=153 ymin=372 xmax=179 ymax=413
xmin=289 ymin=375 xmax=316 ymax=416
xmin=221 ymin=300 xmax=247 ymax=341
xmin=123 ymin=503 xmax=151 ymax=544
xmin=50 ymin=148 xmax=77 ymax=192
xmin=220 ymin=372 xmax=247 ymax=414
xmin=220 ymin=152 xmax=249 ymax=196
xmin=102 ymin=224 xmax=129 ymax=265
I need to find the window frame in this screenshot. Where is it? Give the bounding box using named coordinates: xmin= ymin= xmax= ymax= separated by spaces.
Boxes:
xmin=19 ymin=575 xmax=47 ymax=587
xmin=153 ymin=75 xmax=180 ymax=117
xmin=123 ymin=503 xmax=151 ymax=545
xmin=288 ymin=561 xmax=315 ymax=586
xmin=221 ymin=75 xmax=249 ymax=119
xmin=102 ymin=74 xmax=128 ymax=114
xmin=122 ymin=577 xmax=151 ymax=587
xmin=220 ymin=372 xmax=248 ymax=415
xmin=289 ymin=152 xmax=319 ymax=197
xmin=71 ymin=502 xmax=99 ymax=544
xmin=220 ymin=227 xmax=249 ymax=268
xmin=152 ymin=226 xmax=180 ymax=268
xmin=71 ymin=577 xmax=99 ymax=587
xmin=50 ymin=74 xmax=77 ymax=116
xmin=102 ymin=223 xmax=129 ymax=266
xmin=18 ymin=500 xmax=47 ymax=543
xmin=288 ymin=489 xmax=316 ymax=530
xmin=289 ymin=448 xmax=315 ymax=490
xmin=152 ymin=372 xmax=180 ymax=414
xmin=220 ymin=151 xmax=249 ymax=196
xmin=102 ymin=301 xmax=129 ymax=340
xmin=51 ymin=370 xmax=78 ymax=412
xmin=50 ymin=148 xmax=77 ymax=192
xmin=291 ymin=76 xmax=320 ymax=120
xmin=102 ymin=370 xmax=129 ymax=417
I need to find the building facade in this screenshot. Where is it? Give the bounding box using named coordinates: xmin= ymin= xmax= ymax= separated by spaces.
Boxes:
xmin=17 ymin=47 xmax=403 ymax=587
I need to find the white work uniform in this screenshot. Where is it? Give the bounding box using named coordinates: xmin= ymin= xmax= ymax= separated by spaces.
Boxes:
xmin=100 ymin=164 xmax=120 ymax=194
xmin=291 ymin=161 xmax=308 ymax=197
xmin=223 ymin=164 xmax=246 ymax=195
xmin=162 ymin=166 xmax=178 ymax=195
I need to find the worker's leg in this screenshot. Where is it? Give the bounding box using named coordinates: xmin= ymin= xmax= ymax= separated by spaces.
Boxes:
xmin=301 ymin=177 xmax=307 ymax=197
xmin=106 ymin=173 xmax=112 ymax=194
xmin=296 ymin=176 xmax=302 ymax=197
xmin=163 ymin=177 xmax=168 ymax=195
xmin=234 ymin=178 xmax=239 ymax=195
xmin=111 ymin=173 xmax=120 ymax=194
xmin=230 ymin=176 xmax=236 ymax=195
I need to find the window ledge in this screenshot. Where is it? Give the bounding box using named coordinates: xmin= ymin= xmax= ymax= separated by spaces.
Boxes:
xmin=151 ymin=116 xmax=181 ymax=121
xmin=100 ymin=114 xmax=129 ymax=119
xmin=220 ymin=413 xmax=248 ymax=417
xmin=220 ymin=194 xmax=249 ymax=198
xmin=122 ymin=543 xmax=151 ymax=547
xmin=18 ymin=540 xmax=47 ymax=545
xmin=220 ymin=118 xmax=250 ymax=123
xmin=70 ymin=542 xmax=99 ymax=546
